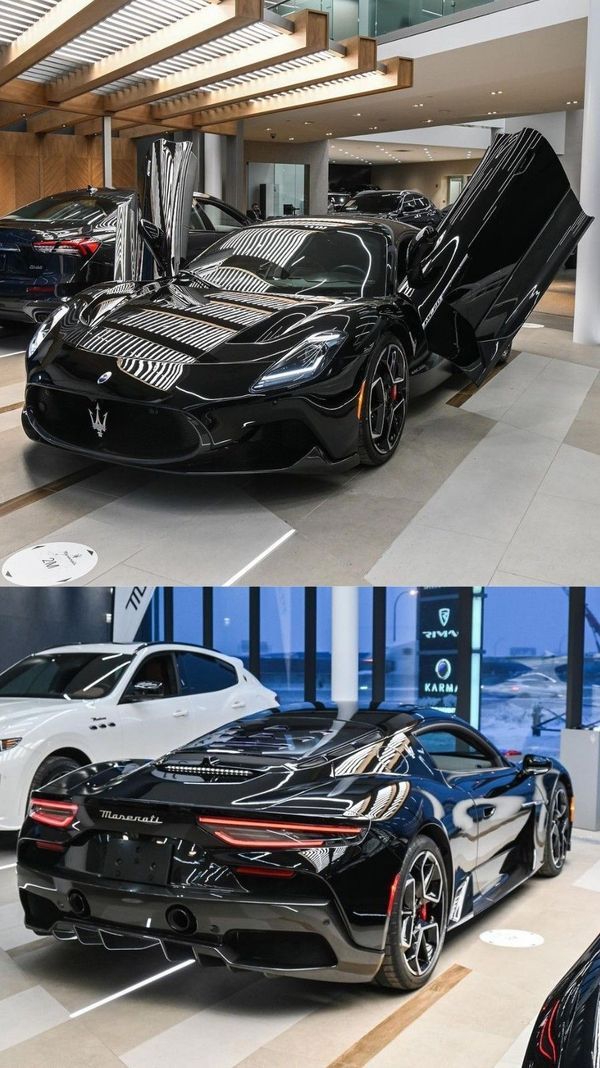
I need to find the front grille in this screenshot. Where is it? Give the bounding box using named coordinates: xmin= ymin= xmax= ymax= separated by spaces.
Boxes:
xmin=162 ymin=763 xmax=255 ymax=779
xmin=26 ymin=384 xmax=204 ymax=463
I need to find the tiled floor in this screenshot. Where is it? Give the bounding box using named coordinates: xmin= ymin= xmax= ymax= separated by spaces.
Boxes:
xmin=0 ymin=829 xmax=598 ymax=1067
xmin=2 ymin=284 xmax=599 ymax=586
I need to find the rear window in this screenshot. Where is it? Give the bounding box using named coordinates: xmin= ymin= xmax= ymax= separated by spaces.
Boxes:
xmin=183 ymin=710 xmax=381 ymax=758
xmin=344 ymin=192 xmax=403 ymax=214
xmin=6 ymin=194 xmax=118 ymax=225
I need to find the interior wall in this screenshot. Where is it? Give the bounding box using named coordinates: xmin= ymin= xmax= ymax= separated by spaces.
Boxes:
xmin=0 ymin=131 xmax=137 ymax=214
xmin=0 ymin=589 xmax=112 ymax=672
xmin=373 ymin=158 xmax=480 ymax=208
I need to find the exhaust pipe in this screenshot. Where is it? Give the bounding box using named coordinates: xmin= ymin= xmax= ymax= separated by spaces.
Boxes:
xmin=166 ymin=905 xmax=196 ymax=934
xmin=68 ymin=890 xmax=90 ymax=917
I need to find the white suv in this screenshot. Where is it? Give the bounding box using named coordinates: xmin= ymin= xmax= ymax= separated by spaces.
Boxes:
xmin=0 ymin=642 xmax=277 ymax=831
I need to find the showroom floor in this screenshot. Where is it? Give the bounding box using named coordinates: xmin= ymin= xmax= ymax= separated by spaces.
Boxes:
xmin=0 ymin=829 xmax=598 ymax=1067
xmin=2 ymin=279 xmax=600 ymax=586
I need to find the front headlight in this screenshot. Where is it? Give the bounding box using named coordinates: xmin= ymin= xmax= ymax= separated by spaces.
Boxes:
xmin=0 ymin=737 xmax=21 ymax=751
xmin=251 ymin=330 xmax=347 ymax=392
xmin=27 ymin=303 xmax=70 ymax=359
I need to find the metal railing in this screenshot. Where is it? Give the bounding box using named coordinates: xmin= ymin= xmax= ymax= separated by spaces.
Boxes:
xmin=268 ymin=0 xmax=496 ymax=40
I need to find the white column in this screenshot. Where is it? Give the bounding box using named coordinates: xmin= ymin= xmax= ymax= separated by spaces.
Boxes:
xmin=102 ymin=115 xmax=112 ymax=187
xmin=331 ymin=586 xmax=359 ymax=704
xmin=203 ymin=133 xmax=224 ymax=199
xmin=573 ymin=0 xmax=600 ymax=345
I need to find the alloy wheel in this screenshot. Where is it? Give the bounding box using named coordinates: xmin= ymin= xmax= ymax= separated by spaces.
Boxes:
xmin=368 ymin=342 xmax=408 ymax=457
xmin=399 ymin=850 xmax=445 ymax=978
xmin=549 ymin=788 xmax=569 ymax=869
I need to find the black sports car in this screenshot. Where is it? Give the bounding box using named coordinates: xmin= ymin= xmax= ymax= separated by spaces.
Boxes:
xmin=17 ymin=704 xmax=573 ymax=991
xmin=522 ymin=935 xmax=600 ymax=1067
xmin=22 ymin=129 xmax=591 ymax=474
xmin=339 ymin=188 xmax=443 ymax=227
xmin=0 ymin=184 xmax=248 ymax=326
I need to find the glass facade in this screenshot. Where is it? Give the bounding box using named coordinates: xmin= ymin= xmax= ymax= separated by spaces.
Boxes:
xmin=140 ymin=586 xmax=599 ymax=748
xmin=479 ymin=588 xmax=568 ymax=758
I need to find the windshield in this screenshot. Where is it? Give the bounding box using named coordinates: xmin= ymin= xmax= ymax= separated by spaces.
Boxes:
xmin=5 ymin=194 xmax=118 ymax=226
xmin=186 ymin=225 xmax=388 ymax=299
xmin=182 ymin=710 xmax=381 ymax=758
xmin=343 ymin=192 xmax=406 ymax=214
xmin=0 ymin=652 xmax=134 ymax=699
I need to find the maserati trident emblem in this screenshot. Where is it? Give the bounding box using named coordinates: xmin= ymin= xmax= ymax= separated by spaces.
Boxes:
xmin=438 ymin=607 xmax=451 ymax=627
xmin=97 ymin=371 xmax=112 ymax=385
xmin=89 ymin=401 xmax=108 ymax=438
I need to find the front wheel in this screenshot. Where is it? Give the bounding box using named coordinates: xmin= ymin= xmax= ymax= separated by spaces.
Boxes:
xmin=538 ymin=781 xmax=570 ymax=877
xmin=376 ymin=835 xmax=448 ymax=991
xmin=358 ymin=333 xmax=409 ymax=467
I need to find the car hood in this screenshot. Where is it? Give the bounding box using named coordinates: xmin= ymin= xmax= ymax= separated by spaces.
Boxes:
xmin=50 ymin=278 xmax=370 ymax=401
xmin=0 ymin=696 xmax=87 ymax=735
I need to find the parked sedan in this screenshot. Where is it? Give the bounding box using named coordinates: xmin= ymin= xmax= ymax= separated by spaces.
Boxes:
xmin=522 ymin=935 xmax=600 ymax=1067
xmin=22 ymin=129 xmax=591 ymax=474
xmin=481 ymin=671 xmax=566 ymax=701
xmin=339 ymin=189 xmax=443 ymax=227
xmin=0 ymin=187 xmax=248 ymax=326
xmin=16 ymin=705 xmax=572 ymax=990
xmin=0 ymin=642 xmax=276 ymax=831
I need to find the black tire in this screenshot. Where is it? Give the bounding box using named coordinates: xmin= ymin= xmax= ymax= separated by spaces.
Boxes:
xmin=28 ymin=755 xmax=81 ymax=812
xmin=376 ymin=835 xmax=448 ymax=991
xmin=538 ymin=781 xmax=570 ymax=878
xmin=358 ymin=332 xmax=409 ymax=467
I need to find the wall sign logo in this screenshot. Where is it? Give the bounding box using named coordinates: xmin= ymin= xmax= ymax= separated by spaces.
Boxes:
xmin=438 ymin=607 xmax=451 ymax=627
xmin=435 ymin=658 xmax=452 ymax=681
xmin=89 ymin=401 xmax=108 ymax=438
xmin=2 ymin=542 xmax=98 ymax=586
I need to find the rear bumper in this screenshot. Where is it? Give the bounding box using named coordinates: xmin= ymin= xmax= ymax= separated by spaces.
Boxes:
xmin=0 ymin=296 xmax=59 ymax=325
xmin=18 ymin=862 xmax=383 ymax=983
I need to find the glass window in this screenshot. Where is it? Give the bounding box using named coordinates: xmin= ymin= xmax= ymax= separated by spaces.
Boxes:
xmin=176 ymin=651 xmax=237 ymax=695
xmin=583 ymin=588 xmax=600 ymax=728
xmin=480 ymin=588 xmax=568 ymax=758
xmin=343 ymin=192 xmax=404 ymax=214
xmin=213 ymin=588 xmax=250 ymax=666
xmin=259 ymin=588 xmax=305 ymax=704
xmin=385 ymin=588 xmax=419 ymax=703
xmin=173 ymin=588 xmax=203 ymax=645
xmin=201 ymin=201 xmax=244 ymax=232
xmin=189 ymin=204 xmax=208 ymax=232
xmin=123 ymin=654 xmax=177 ymax=700
xmin=358 ymin=588 xmax=374 ymax=699
xmin=417 ymin=727 xmax=498 ymax=773
xmin=6 ymin=193 xmax=118 ymax=225
xmin=0 ymin=651 xmax=133 ymax=699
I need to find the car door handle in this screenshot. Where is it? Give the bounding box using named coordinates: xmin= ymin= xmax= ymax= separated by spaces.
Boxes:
xmin=231 ymin=700 xmax=246 ymax=709
xmin=172 ymin=710 xmax=188 ymax=718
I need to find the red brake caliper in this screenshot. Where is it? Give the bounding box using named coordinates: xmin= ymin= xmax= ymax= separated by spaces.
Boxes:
xmin=419 ymin=903 xmax=429 ymax=921
xmin=390 ymin=385 xmax=397 ymax=402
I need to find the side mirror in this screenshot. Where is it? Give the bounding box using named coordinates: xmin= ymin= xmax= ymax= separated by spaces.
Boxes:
xmin=138 ymin=218 xmax=168 ymax=275
xmin=522 ymin=753 xmax=553 ymax=774
xmin=132 ymin=679 xmax=164 ymax=700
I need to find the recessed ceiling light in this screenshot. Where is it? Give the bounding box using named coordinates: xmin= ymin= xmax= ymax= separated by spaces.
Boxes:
xmin=326 ymin=131 xmax=333 ymax=136
xmin=491 ymin=90 xmax=503 ymax=96
xmin=488 ymin=111 xmax=497 ymax=116
xmin=425 ymin=119 xmax=433 ymax=123
xmin=355 ymin=112 xmax=361 ymax=117
xmin=413 ymin=103 xmax=424 ymax=108
xmin=303 ymin=121 xmax=313 ymax=126
xmin=266 ymin=127 xmax=272 ymax=132
xmin=288 ymin=136 xmax=295 ymax=141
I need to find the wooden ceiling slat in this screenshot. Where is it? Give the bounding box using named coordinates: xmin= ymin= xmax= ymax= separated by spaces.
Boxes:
xmin=45 ymin=0 xmax=264 ymax=102
xmin=0 ymin=0 xmax=128 ymax=87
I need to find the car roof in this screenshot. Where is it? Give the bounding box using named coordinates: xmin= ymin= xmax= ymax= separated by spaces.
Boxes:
xmin=31 ymin=642 xmax=233 ymax=657
xmin=274 ymin=703 xmax=477 ymax=735
xmin=254 ymin=215 xmax=418 ymax=239
xmin=351 ymin=189 xmax=420 ymax=197
xmin=41 ymin=187 xmax=135 ymax=200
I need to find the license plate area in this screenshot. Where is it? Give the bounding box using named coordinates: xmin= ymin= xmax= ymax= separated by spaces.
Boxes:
xmin=103 ymin=836 xmax=173 ymax=885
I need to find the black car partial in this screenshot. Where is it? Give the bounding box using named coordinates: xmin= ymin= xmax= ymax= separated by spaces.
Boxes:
xmin=0 ymin=184 xmax=248 ymax=326
xmin=339 ymin=188 xmax=443 ymax=227
xmin=522 ymin=935 xmax=600 ymax=1067
xmin=22 ymin=129 xmax=591 ymax=474
xmin=17 ymin=704 xmax=573 ymax=991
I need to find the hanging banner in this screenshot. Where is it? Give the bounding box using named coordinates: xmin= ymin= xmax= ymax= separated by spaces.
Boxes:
xmin=418 ymin=588 xmax=460 ymax=697
xmin=112 ymin=586 xmax=156 ymax=643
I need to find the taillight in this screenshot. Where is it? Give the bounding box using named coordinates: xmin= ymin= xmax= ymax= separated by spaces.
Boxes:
xmin=537 ymin=999 xmax=560 ymax=1063
xmin=197 ymin=816 xmax=363 ymax=849
xmin=29 ymin=797 xmax=78 ymax=828
xmin=32 ymin=237 xmax=100 ymax=256
xmin=234 ymin=865 xmax=295 ymax=879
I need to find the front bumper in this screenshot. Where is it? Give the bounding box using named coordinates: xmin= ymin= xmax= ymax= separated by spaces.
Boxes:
xmin=23 ymin=382 xmax=360 ymax=474
xmin=18 ymin=861 xmax=383 ymax=983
